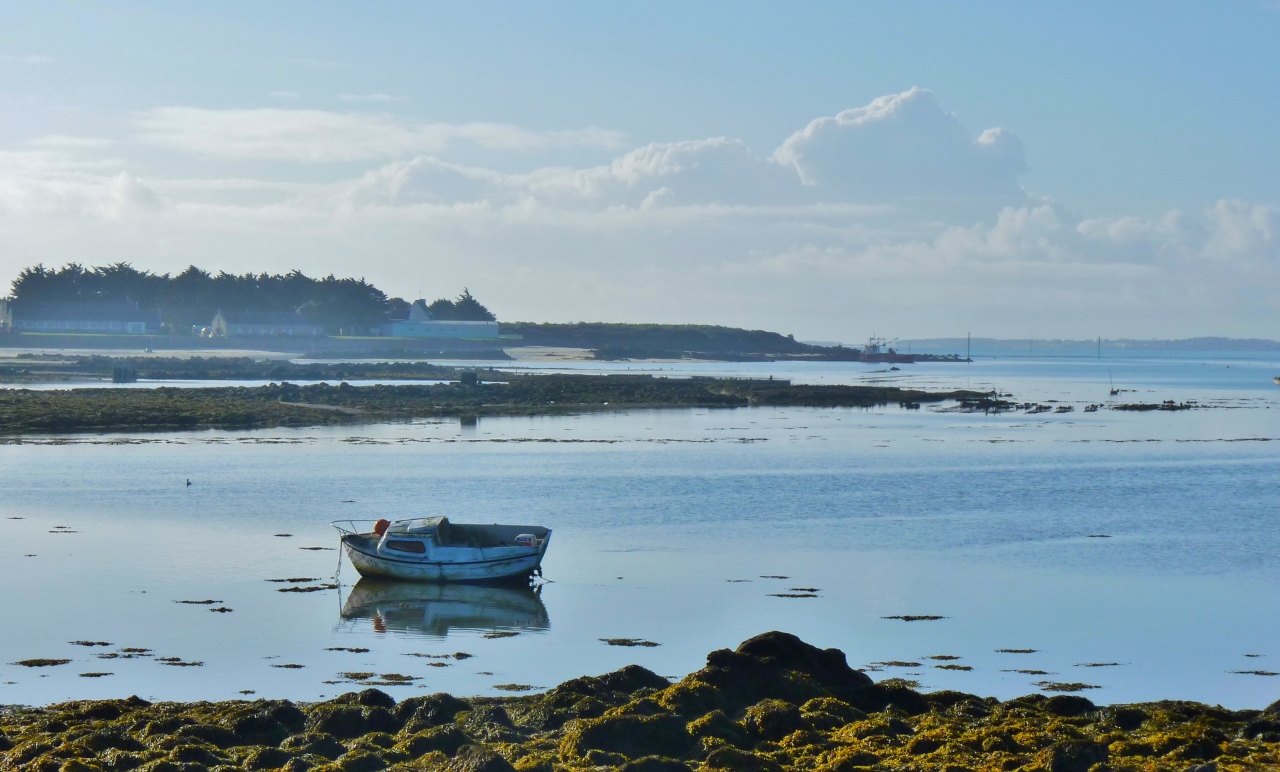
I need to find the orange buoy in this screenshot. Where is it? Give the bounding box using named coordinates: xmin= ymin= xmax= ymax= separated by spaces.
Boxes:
xmin=373 ymin=518 xmax=391 ymax=537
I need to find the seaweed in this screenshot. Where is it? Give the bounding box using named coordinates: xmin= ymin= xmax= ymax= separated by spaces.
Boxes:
xmin=1035 ymin=681 xmax=1100 ymax=692
xmin=4 ymin=631 xmax=1278 ymax=772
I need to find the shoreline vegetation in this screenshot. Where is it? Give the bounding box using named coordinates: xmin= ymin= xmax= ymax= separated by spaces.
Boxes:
xmin=3 ymin=262 xmax=965 ymax=362
xmin=2 ymin=632 xmax=1276 ymax=772
xmin=0 ymin=376 xmax=992 ymax=435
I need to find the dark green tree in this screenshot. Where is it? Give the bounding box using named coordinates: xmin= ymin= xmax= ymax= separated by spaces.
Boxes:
xmin=426 ymin=288 xmax=496 ymax=321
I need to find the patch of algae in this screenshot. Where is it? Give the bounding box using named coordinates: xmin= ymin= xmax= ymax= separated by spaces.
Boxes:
xmin=3 ymin=632 xmax=1278 ymax=772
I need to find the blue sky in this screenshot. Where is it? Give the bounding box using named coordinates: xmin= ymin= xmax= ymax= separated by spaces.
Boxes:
xmin=1 ymin=2 xmax=1278 ymax=338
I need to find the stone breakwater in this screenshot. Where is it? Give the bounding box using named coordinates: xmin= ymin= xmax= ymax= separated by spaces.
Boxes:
xmin=2 ymin=632 xmax=1277 ymax=772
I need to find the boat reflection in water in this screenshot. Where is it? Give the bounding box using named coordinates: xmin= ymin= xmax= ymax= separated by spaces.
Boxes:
xmin=339 ymin=579 xmax=549 ymax=637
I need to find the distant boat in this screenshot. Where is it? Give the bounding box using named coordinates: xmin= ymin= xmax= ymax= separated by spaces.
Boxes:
xmin=333 ymin=516 xmax=551 ymax=584
xmin=1274 ymin=376 xmax=1280 ymax=386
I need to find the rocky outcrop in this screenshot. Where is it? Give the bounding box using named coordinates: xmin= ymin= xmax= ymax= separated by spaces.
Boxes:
xmin=2 ymin=632 xmax=1277 ymax=772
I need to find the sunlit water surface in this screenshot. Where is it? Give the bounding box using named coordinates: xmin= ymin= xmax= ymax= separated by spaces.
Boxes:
xmin=2 ymin=353 xmax=1279 ymax=708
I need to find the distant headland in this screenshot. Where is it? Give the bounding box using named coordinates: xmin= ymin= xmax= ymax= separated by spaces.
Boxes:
xmin=0 ymin=263 xmax=964 ymax=363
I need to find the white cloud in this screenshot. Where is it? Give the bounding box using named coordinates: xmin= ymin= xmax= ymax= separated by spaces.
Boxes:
xmin=339 ymin=93 xmax=410 ymax=103
xmin=2 ymin=88 xmax=1276 ymax=338
xmin=134 ymin=107 xmax=626 ymax=162
xmin=0 ymin=54 xmax=54 ymax=65
xmin=773 ymin=87 xmax=1026 ymax=199
xmin=26 ymin=135 xmax=113 ymax=150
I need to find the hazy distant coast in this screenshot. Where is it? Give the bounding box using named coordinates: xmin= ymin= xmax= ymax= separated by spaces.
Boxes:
xmin=906 ymin=337 xmax=1280 ymax=355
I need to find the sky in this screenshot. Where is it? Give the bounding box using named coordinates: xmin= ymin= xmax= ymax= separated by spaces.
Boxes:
xmin=1 ymin=1 xmax=1278 ymax=341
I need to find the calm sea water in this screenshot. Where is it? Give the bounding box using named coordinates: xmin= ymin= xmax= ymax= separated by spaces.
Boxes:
xmin=2 ymin=353 xmax=1279 ymax=708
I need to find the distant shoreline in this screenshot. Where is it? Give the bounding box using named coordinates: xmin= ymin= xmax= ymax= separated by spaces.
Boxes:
xmin=0 ymin=376 xmax=992 ymax=435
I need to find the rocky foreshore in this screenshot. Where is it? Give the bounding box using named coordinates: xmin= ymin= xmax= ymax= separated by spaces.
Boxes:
xmin=0 ymin=378 xmax=987 ymax=434
xmin=3 ymin=633 xmax=1276 ymax=772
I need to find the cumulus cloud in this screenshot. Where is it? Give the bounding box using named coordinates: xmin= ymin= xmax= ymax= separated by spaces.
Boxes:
xmin=134 ymin=107 xmax=626 ymax=162
xmin=2 ymin=88 xmax=1276 ymax=338
xmin=773 ymin=87 xmax=1026 ymax=199
xmin=1079 ymin=199 xmax=1280 ymax=265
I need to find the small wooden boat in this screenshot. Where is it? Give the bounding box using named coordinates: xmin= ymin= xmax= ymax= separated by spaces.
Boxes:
xmin=333 ymin=516 xmax=551 ymax=584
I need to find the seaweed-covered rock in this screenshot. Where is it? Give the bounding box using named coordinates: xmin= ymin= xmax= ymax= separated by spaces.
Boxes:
xmin=703 ymin=746 xmax=783 ymax=772
xmin=336 ymin=749 xmax=388 ymax=772
xmin=693 ymin=633 xmax=870 ymax=710
xmin=679 ymin=632 xmax=926 ymax=717
xmin=4 ymin=632 xmax=1280 ymax=772
xmin=598 ymin=666 xmax=671 ymax=695
xmin=617 ymin=756 xmax=692 ymax=772
xmin=396 ymin=726 xmax=470 ymax=758
xmin=304 ymin=705 xmax=396 ymax=741
xmin=656 ymin=680 xmax=720 ymax=717
xmin=1244 ymin=718 xmax=1280 ymax=741
xmin=166 ymin=742 xmax=224 ymax=765
xmin=1107 ymin=706 xmax=1148 ymax=730
xmin=743 ymin=700 xmax=802 ymax=741
xmin=281 ymin=733 xmax=347 ymax=760
xmin=230 ymin=712 xmax=292 ymax=746
xmin=173 ymin=723 xmax=238 ymax=748
xmin=445 ymin=745 xmax=515 ymax=772
xmin=306 ymin=706 xmax=367 ymax=741
xmin=799 ymin=698 xmax=864 ymax=732
xmin=455 ymin=707 xmax=519 ymax=744
xmin=398 ymin=694 xmax=471 ymax=732
xmin=244 ymin=746 xmax=296 ymax=770
xmin=818 ymin=746 xmax=880 ymax=772
xmin=78 ymin=729 xmax=145 ymax=753
xmin=356 ymin=690 xmax=396 ymax=711
xmin=69 ymin=702 xmax=124 ymax=722
xmin=560 ymin=714 xmax=693 ymax=760
xmin=686 ymin=710 xmax=748 ymax=747
xmin=1044 ymin=695 xmax=1096 ymax=717
xmin=1035 ymin=739 xmax=1108 ymax=772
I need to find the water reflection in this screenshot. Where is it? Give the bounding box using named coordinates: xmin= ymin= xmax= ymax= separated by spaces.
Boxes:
xmin=339 ymin=580 xmax=549 ymax=637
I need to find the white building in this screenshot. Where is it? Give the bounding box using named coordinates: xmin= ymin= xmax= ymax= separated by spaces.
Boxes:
xmin=381 ymin=319 xmax=500 ymax=339
xmin=210 ymin=310 xmax=326 ymax=337
xmin=379 ymin=299 xmax=500 ymax=339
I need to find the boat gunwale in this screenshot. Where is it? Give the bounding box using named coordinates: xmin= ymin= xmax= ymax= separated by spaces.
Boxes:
xmin=340 ymin=533 xmax=548 ymax=568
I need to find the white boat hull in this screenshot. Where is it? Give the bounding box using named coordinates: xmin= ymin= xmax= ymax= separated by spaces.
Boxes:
xmin=342 ymin=534 xmax=550 ymax=583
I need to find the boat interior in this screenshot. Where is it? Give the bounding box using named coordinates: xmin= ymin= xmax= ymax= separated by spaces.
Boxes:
xmin=348 ymin=517 xmax=550 ymax=550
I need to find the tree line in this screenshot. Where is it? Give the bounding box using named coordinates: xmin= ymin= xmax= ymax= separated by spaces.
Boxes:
xmin=8 ymin=263 xmax=495 ymax=334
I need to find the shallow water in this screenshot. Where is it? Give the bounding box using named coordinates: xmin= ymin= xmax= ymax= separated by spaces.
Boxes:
xmin=2 ymin=354 xmax=1279 ymax=708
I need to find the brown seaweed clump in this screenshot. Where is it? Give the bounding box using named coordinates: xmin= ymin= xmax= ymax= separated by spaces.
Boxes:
xmin=2 ymin=631 xmax=1278 ymax=772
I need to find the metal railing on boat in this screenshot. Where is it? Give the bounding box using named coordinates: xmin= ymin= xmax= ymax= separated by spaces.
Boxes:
xmin=331 ymin=519 xmax=379 ymax=536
